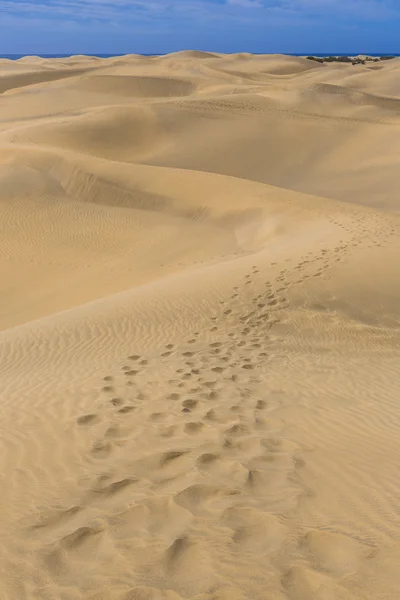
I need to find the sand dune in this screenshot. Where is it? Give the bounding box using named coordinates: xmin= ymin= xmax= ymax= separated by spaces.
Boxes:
xmin=209 ymin=53 xmax=325 ymax=77
xmin=0 ymin=67 xmax=100 ymax=95
xmin=73 ymin=75 xmax=196 ymax=98
xmin=1 ymin=52 xmax=400 ymax=600
xmin=3 ymin=105 xmax=168 ymax=161
xmin=163 ymin=50 xmax=221 ymax=60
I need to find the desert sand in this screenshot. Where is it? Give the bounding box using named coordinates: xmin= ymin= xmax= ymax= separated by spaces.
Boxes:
xmin=1 ymin=51 xmax=400 ymax=599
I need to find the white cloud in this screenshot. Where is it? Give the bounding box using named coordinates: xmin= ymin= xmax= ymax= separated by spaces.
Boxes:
xmin=0 ymin=0 xmax=398 ymax=24
xmin=279 ymin=0 xmax=399 ymax=19
xmin=227 ymin=0 xmax=263 ymax=7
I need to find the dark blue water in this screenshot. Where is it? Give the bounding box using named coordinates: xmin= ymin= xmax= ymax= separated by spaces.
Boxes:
xmin=0 ymin=54 xmax=156 ymax=59
xmin=1 ymin=53 xmax=399 ymax=60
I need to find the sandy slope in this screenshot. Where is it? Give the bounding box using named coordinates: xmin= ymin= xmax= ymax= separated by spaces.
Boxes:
xmin=1 ymin=52 xmax=400 ymax=600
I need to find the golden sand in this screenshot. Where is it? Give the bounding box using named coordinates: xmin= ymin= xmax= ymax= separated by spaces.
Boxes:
xmin=1 ymin=52 xmax=400 ymax=599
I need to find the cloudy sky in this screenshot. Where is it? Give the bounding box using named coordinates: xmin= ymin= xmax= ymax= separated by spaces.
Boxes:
xmin=0 ymin=0 xmax=399 ymax=55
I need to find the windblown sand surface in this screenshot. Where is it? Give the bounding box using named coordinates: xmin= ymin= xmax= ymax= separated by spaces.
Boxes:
xmin=1 ymin=51 xmax=400 ymax=600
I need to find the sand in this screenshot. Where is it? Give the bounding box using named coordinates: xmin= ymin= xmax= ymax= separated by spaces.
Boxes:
xmin=1 ymin=51 xmax=400 ymax=600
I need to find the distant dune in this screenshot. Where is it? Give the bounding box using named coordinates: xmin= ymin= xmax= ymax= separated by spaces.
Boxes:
xmin=1 ymin=51 xmax=400 ymax=600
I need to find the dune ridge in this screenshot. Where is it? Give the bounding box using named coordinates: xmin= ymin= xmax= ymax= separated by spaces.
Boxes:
xmin=1 ymin=52 xmax=400 ymax=600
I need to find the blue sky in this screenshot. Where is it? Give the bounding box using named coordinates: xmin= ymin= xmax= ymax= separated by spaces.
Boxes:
xmin=0 ymin=0 xmax=399 ymax=55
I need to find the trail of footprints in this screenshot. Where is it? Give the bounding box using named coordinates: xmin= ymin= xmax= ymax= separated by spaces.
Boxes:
xmin=29 ymin=229 xmax=391 ymax=598
xmin=76 ymin=266 xmax=291 ymax=459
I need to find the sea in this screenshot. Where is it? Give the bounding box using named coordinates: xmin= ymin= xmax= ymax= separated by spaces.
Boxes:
xmin=0 ymin=54 xmax=155 ymax=59
xmin=1 ymin=53 xmax=399 ymax=60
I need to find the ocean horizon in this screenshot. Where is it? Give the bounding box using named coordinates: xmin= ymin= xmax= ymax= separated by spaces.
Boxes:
xmin=1 ymin=52 xmax=399 ymax=60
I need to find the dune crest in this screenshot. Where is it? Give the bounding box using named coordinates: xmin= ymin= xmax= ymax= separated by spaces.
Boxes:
xmin=1 ymin=52 xmax=400 ymax=600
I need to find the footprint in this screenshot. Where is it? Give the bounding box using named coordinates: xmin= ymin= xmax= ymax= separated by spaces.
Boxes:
xmin=60 ymin=524 xmax=105 ymax=552
xmin=128 ymin=355 xmax=141 ymax=361
xmin=77 ymin=414 xmax=100 ymax=426
xmin=30 ymin=506 xmax=82 ymax=530
xmin=182 ymin=399 xmax=198 ymax=411
xmin=165 ymin=536 xmax=192 ymax=569
xmin=110 ymin=398 xmax=124 ymax=407
xmin=197 ymin=453 xmax=218 ymax=466
xmin=90 ymin=441 xmax=113 ymax=459
xmin=282 ymin=565 xmax=344 ymax=600
xmin=93 ymin=478 xmax=137 ymax=497
xmin=160 ymin=450 xmax=188 ymax=466
xmin=203 ymin=381 xmax=217 ymax=389
xmin=149 ymin=412 xmax=165 ymax=421
xmin=175 ymin=484 xmax=238 ymax=513
xmin=185 ymin=422 xmax=204 ymax=434
xmin=300 ymin=530 xmax=373 ymax=576
xmin=226 ymin=423 xmax=249 ymax=437
xmin=204 ymin=409 xmax=219 ymax=421
xmin=105 ymin=425 xmax=125 ymax=439
xmin=118 ymin=406 xmax=135 ymax=414
xmin=159 ymin=425 xmax=177 ymax=438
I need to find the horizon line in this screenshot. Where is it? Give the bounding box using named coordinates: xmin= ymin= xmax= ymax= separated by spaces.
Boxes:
xmin=1 ymin=51 xmax=399 ymax=57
